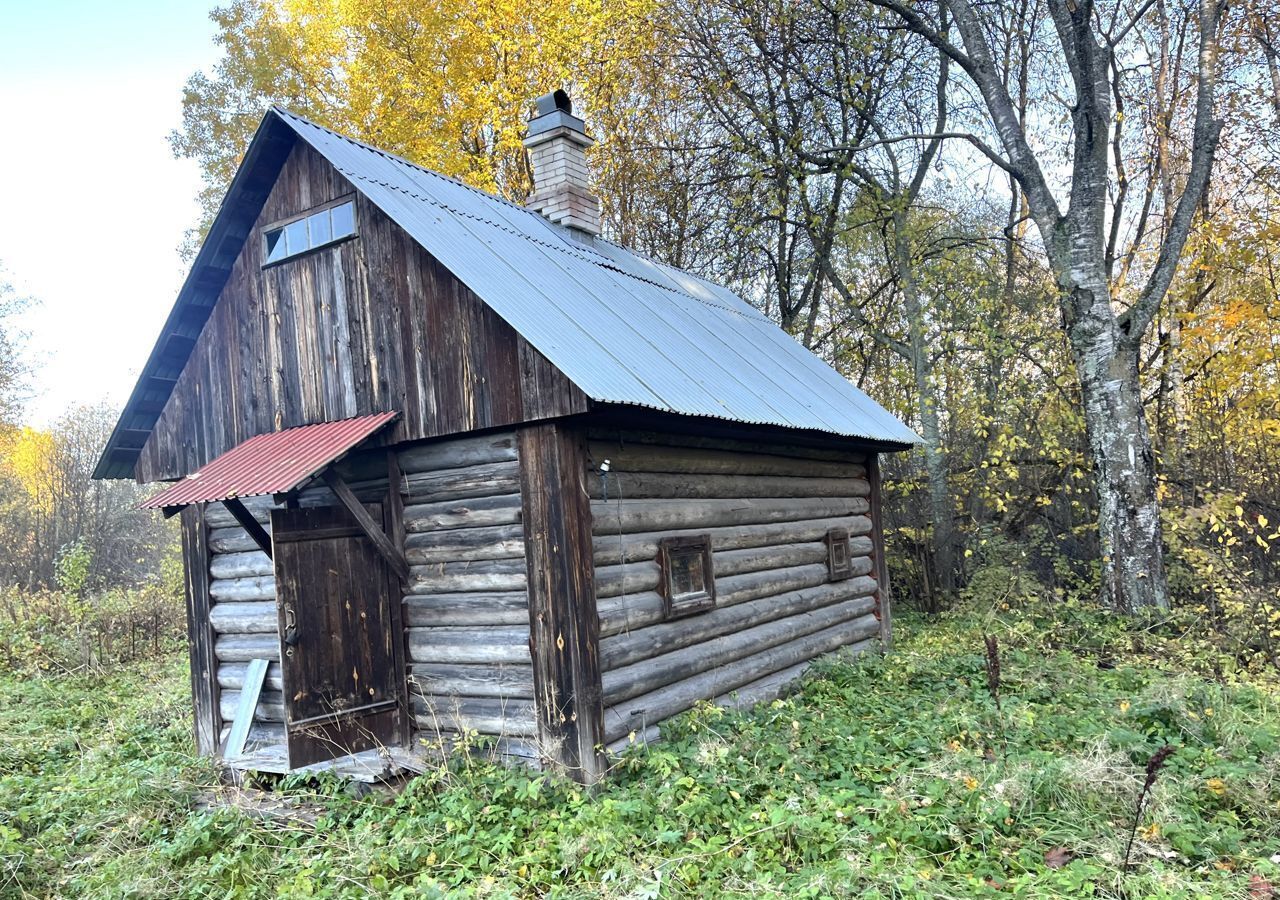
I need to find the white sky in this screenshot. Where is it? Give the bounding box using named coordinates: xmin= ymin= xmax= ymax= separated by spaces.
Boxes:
xmin=0 ymin=0 xmax=220 ymax=427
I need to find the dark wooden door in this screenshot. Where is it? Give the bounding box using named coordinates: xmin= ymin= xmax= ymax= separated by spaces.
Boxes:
xmin=271 ymin=504 xmax=407 ymax=768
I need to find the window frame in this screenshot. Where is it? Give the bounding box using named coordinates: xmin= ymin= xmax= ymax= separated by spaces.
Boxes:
xmin=261 ymin=195 xmax=359 ymax=267
xmin=824 ymin=527 xmax=853 ymax=581
xmin=657 ymin=534 xmax=716 ymax=619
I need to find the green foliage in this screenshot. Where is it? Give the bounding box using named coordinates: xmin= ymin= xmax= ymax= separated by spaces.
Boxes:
xmin=1163 ymin=489 xmax=1280 ymax=673
xmin=0 ymin=402 xmax=180 ymax=592
xmin=0 ymin=580 xmax=185 ymax=674
xmin=4 ymin=598 xmax=1280 ymax=897
xmin=54 ymin=539 xmax=92 ymax=599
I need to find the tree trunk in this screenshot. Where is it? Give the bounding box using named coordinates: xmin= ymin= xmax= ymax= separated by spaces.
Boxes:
xmin=1068 ymin=279 xmax=1170 ymax=612
xmin=894 ymin=213 xmax=956 ymax=597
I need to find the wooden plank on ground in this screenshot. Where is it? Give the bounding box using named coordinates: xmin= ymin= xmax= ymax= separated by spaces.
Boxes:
xmin=223 ymin=657 xmax=270 ymax=759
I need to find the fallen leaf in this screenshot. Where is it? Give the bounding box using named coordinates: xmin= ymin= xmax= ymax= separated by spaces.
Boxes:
xmin=1044 ymin=847 xmax=1072 ymax=869
xmin=1249 ymin=875 xmax=1274 ymax=899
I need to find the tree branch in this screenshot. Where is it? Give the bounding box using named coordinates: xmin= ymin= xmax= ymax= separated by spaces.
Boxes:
xmin=1120 ymin=0 xmax=1225 ymax=344
xmin=807 ymin=132 xmax=1019 ymax=177
xmin=938 ymin=0 xmax=1065 ymax=232
xmin=1110 ymin=0 xmax=1159 ymax=46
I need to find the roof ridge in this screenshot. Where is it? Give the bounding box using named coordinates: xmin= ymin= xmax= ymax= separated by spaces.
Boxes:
xmin=273 ymin=107 xmax=763 ymax=322
xmin=271 ymin=106 xmax=540 ymax=216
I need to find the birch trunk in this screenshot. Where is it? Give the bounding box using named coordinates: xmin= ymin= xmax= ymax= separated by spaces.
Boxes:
xmin=1068 ymin=271 xmax=1170 ymax=612
xmin=864 ymin=0 xmax=1224 ymax=610
xmin=893 ymin=212 xmax=956 ymax=595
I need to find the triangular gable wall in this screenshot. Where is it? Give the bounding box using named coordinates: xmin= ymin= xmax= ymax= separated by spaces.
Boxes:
xmin=134 ymin=137 xmax=585 ymax=482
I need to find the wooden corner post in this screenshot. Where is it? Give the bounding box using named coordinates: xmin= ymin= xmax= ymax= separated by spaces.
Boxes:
xmin=180 ymin=503 xmax=222 ymax=756
xmin=868 ymin=453 xmax=893 ymax=650
xmin=517 ymin=423 xmax=606 ymax=784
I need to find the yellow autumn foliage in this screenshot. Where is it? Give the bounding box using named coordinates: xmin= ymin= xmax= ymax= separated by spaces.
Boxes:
xmin=179 ymin=0 xmax=668 ymax=229
xmin=2 ymin=427 xmax=56 ymax=515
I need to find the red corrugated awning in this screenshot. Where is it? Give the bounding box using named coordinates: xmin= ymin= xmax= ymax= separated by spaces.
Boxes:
xmin=141 ymin=411 xmax=399 ymax=511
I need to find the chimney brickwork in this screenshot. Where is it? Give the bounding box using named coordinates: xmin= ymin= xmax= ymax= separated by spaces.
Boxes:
xmin=523 ymin=91 xmax=601 ymax=236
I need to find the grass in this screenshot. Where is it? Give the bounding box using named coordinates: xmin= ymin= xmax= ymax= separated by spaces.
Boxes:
xmin=2 ymin=599 xmax=1280 ymax=898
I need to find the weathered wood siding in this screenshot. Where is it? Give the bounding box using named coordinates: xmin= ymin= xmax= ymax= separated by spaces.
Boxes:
xmin=195 ymin=431 xmax=535 ymax=755
xmin=206 ymin=493 xmax=285 ymax=750
xmin=586 ymin=432 xmax=884 ymax=748
xmin=137 ymin=139 xmax=586 ymax=483
xmin=181 ymin=505 xmax=220 ymax=755
xmin=517 ymin=423 xmax=604 ymax=781
xmin=401 ymin=432 xmax=539 ymax=756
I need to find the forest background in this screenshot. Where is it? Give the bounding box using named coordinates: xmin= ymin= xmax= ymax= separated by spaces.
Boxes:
xmin=1 ymin=0 xmax=1277 ymax=671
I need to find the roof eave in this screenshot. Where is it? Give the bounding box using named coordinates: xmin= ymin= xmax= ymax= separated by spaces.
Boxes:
xmin=586 ymin=403 xmax=920 ymax=452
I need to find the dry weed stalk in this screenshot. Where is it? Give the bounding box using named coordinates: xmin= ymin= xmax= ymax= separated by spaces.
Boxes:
xmin=1123 ymin=744 xmax=1176 ymax=872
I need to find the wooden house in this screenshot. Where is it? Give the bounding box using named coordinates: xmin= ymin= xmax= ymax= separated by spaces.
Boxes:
xmin=94 ymin=92 xmax=919 ymax=783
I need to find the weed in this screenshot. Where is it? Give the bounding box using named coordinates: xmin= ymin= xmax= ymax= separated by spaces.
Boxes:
xmin=3 ymin=600 xmax=1280 ymax=897
xmin=1123 ymin=744 xmax=1176 ymax=871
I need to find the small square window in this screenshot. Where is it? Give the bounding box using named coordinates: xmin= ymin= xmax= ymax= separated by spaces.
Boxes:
xmin=330 ymin=201 xmax=355 ymax=238
xmin=658 ymin=535 xmax=716 ymax=619
xmin=825 ymin=528 xmax=853 ymax=581
xmin=309 ymin=208 xmax=333 ymax=245
xmin=283 ymin=218 xmax=309 ymax=255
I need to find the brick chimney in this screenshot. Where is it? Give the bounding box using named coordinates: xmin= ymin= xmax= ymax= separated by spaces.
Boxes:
xmin=523 ymin=90 xmax=601 ymax=236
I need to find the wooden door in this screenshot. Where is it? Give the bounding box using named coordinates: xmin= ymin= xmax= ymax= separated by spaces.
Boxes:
xmin=271 ymin=504 xmax=407 ymax=768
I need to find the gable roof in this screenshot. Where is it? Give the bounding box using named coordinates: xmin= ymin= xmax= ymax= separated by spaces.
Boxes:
xmin=95 ymin=108 xmax=918 ymax=480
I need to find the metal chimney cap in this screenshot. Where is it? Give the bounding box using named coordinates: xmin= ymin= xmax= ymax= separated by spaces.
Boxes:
xmin=526 ymin=89 xmax=589 ymax=142
xmin=534 ymin=90 xmax=573 ymax=117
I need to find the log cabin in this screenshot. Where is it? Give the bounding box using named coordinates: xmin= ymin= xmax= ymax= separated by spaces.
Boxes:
xmin=94 ymin=91 xmax=919 ymax=784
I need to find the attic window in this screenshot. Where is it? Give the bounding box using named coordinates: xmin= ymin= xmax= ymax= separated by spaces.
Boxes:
xmin=825 ymin=528 xmax=853 ymax=581
xmin=263 ymin=199 xmax=357 ymax=265
xmin=658 ymin=535 xmax=715 ymax=619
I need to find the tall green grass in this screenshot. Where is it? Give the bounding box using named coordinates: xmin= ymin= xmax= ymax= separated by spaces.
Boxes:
xmin=2 ymin=598 xmax=1279 ymax=898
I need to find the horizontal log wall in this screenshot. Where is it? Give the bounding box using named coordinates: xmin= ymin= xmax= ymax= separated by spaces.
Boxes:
xmin=208 ymin=492 xmax=280 ymax=751
xmin=586 ymin=433 xmax=881 ymax=744
xmin=398 ymin=433 xmax=538 ymax=752
xmin=205 ymin=431 xmax=535 ymax=754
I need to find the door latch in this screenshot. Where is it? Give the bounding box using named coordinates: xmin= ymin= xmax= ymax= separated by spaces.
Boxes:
xmin=283 ymin=605 xmax=299 ymax=647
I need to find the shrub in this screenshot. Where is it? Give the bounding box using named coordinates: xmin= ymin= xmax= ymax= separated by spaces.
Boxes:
xmin=0 ymin=578 xmax=185 ymax=674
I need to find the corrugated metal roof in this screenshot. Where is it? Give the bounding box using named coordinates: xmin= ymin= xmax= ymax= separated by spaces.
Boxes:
xmin=98 ymin=108 xmax=919 ymax=483
xmin=141 ymin=411 xmax=398 ymax=510
xmin=272 ymin=108 xmax=920 ymax=446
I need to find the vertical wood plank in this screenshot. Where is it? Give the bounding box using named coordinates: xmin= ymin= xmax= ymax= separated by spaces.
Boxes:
xmin=382 ymin=485 xmax=412 ymax=748
xmin=518 ymin=423 xmax=605 ymax=784
xmin=223 ymin=657 xmax=269 ymax=759
xmin=133 ymin=139 xmax=590 ymax=484
xmin=868 ymin=453 xmax=893 ymax=649
xmin=180 ymin=503 xmax=221 ymax=756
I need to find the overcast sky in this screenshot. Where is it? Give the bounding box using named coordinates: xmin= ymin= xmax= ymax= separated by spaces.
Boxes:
xmin=0 ymin=0 xmax=221 ymax=427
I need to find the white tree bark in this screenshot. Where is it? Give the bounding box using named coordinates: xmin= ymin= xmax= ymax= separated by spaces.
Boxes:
xmin=1066 ymin=263 xmax=1169 ymax=610
xmin=866 ymin=0 xmax=1225 ymax=610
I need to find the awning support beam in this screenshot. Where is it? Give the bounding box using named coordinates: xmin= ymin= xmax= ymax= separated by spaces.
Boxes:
xmin=223 ymin=498 xmax=273 ymax=559
xmin=322 ymin=469 xmax=410 ymax=583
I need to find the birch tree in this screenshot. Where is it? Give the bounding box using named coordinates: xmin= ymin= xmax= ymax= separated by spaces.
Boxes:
xmin=864 ymin=0 xmax=1228 ymax=611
